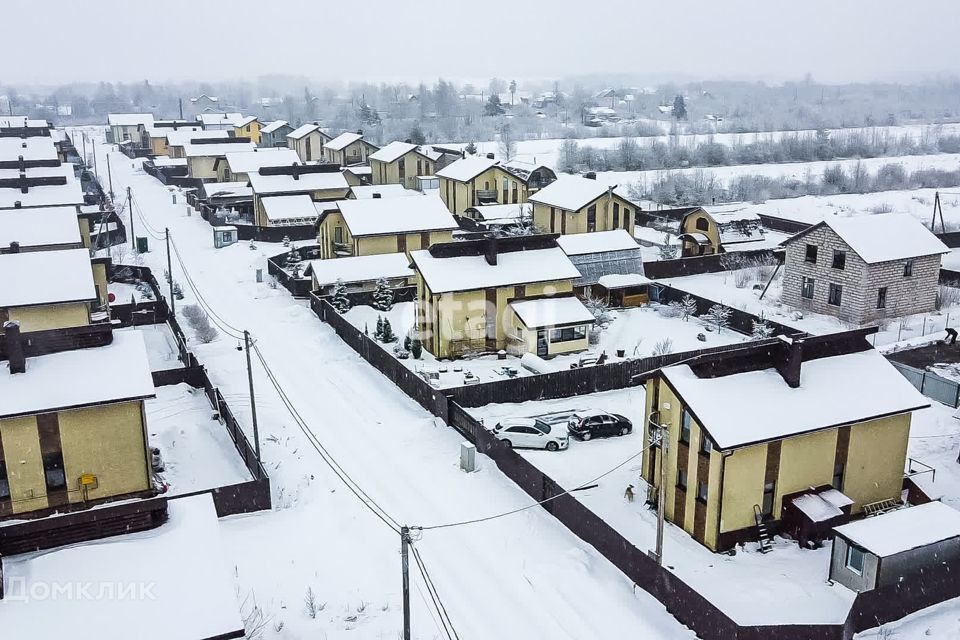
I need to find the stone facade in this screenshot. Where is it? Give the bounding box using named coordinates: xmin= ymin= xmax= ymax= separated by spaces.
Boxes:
xmin=782 ymin=225 xmax=941 ymax=324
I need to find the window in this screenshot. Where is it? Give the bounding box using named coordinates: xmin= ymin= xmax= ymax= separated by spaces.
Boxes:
xmin=696 ymin=480 xmax=709 ymax=503
xmin=680 ymin=409 xmax=692 ymax=444
xmin=398 ymin=158 xmax=405 ymax=179
xmin=0 ymin=459 xmax=8 ymax=501
xmin=549 ymin=326 xmax=587 ymax=342
xmin=305 ymin=138 xmax=312 ymax=161
xmin=623 ymin=207 xmax=631 ymax=228
xmin=761 ymin=481 xmax=776 ymax=517
xmin=832 ymin=250 xmax=846 ymax=270
xmin=805 ymin=244 xmax=818 ymax=264
xmin=877 ymin=287 xmax=887 ymax=309
xmin=587 ymin=205 xmax=597 ymax=232
xmin=904 ymin=259 xmax=914 ymax=277
xmin=677 ymin=469 xmax=688 ymax=490
xmin=699 ymin=437 xmax=713 ymax=455
xmin=801 ymin=276 xmax=815 ymax=299
xmin=832 ymin=463 xmax=845 ymax=490
xmin=695 ymin=217 xmax=709 ymax=232
xmin=334 ymin=226 xmax=343 ymax=244
xmin=416 ymin=159 xmax=422 ymax=175
xmin=43 ymin=451 xmax=66 ymax=492
xmin=613 ymin=202 xmax=620 ymax=228
xmin=846 ymin=545 xmax=865 ymax=575
xmin=828 ymin=283 xmax=843 ymax=306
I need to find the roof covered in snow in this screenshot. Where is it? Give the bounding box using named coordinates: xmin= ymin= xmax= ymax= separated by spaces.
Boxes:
xmin=260 ymin=194 xmax=319 ymax=223
xmin=436 ymin=155 xmax=498 ymax=182
xmin=325 ymin=132 xmax=366 ymax=151
xmin=260 ymin=120 xmax=289 ymax=134
xmin=597 ymin=273 xmax=652 ymax=288
xmin=369 ymin=140 xmax=418 ymax=163
xmin=0 ymin=494 xmax=243 ymax=640
xmin=108 ymin=113 xmax=154 ymax=127
xmin=164 ymin=129 xmax=232 ymax=147
xmin=528 ymin=175 xmax=615 ymax=211
xmin=0 ymin=179 xmax=85 ymax=209
xmin=0 ymin=330 xmax=155 ymax=418
xmin=833 ymin=502 xmax=960 ymax=557
xmin=0 ymin=136 xmax=59 ymax=162
xmin=204 ymin=181 xmax=252 ymax=199
xmin=182 ymin=140 xmax=257 ymax=157
xmin=0 ymin=117 xmax=49 ymax=128
xmin=196 ymin=112 xmax=243 ymax=127
xmin=0 ymin=247 xmax=96 ymax=307
xmin=709 ymin=209 xmax=762 ymax=225
xmin=509 ymin=296 xmax=595 ymax=328
xmin=556 ymin=229 xmax=638 ymax=256
xmin=557 ymin=230 xmax=645 ymax=287
xmin=224 ymin=148 xmax=299 ymax=174
xmin=0 ymin=164 xmax=75 ymax=180
xmin=466 ymin=203 xmax=529 ymax=223
xmin=350 ymin=184 xmax=421 ymax=200
xmin=236 ymin=115 xmax=258 ymax=127
xmin=150 ymin=156 xmax=188 ymax=168
xmin=147 ymin=125 xmax=201 ymax=139
xmin=661 ymin=349 xmax=929 ymax=450
xmin=411 ymin=246 xmax=580 ymax=294
xmin=789 ymin=214 xmax=950 ymax=263
xmin=792 ymin=493 xmax=845 ymax=523
xmin=248 ymin=169 xmax=349 ymax=195
xmin=0 ymin=206 xmax=81 ymax=248
xmin=286 ymin=123 xmax=323 ymax=139
xmin=332 ymin=194 xmax=457 ymax=237
xmin=306 ymin=252 xmax=414 ymax=287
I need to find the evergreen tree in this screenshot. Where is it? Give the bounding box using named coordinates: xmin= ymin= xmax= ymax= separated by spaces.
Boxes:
xmin=410 ymin=337 xmax=423 ymax=359
xmin=285 ymin=247 xmax=301 ymax=270
xmin=484 ymin=94 xmax=505 ymax=117
xmin=752 ymin=319 xmax=775 ymax=339
xmin=375 ymin=315 xmax=385 ymax=340
xmin=464 ymin=141 xmax=478 ymax=155
xmin=409 ymin=123 xmax=426 ymax=145
xmin=381 ymin=318 xmax=397 ymax=343
xmin=371 ymin=277 xmax=394 ymax=311
xmin=673 ymin=95 xmax=687 ymax=120
xmin=331 ymin=279 xmax=351 ymax=314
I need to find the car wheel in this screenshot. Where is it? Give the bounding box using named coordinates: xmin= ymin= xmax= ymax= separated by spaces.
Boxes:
xmin=620 ymin=427 xmax=630 ymax=436
xmin=582 ymin=431 xmax=592 ymax=441
xmin=546 ymin=441 xmax=559 ymax=451
xmin=502 ymin=439 xmax=513 ymax=448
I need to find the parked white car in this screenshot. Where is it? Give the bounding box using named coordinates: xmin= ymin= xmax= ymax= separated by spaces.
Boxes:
xmin=493 ymin=418 xmax=569 ymax=451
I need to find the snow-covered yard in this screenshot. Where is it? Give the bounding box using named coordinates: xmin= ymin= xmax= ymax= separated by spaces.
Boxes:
xmin=147 ymin=383 xmax=252 ymax=495
xmin=342 ymin=301 xmax=747 ymax=388
xmin=117 ymin=324 xmax=182 ymax=371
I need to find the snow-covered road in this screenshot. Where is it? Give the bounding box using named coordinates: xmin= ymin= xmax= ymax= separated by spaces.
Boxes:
xmin=88 ymin=132 xmax=694 ymax=639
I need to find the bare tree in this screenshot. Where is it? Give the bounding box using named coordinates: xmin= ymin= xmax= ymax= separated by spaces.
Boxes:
xmin=497 ymin=123 xmax=517 ymax=161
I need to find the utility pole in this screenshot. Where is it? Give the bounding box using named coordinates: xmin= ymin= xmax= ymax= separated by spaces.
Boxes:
xmin=106 ymin=152 xmax=115 ymax=201
xmin=932 ymin=191 xmax=946 ymax=234
xmin=165 ymin=228 xmax=175 ymax=317
xmin=81 ymin=132 xmax=87 ymax=169
xmin=652 ymin=421 xmax=668 ymax=566
xmin=127 ymin=187 xmax=135 ymax=251
xmin=401 ymin=526 xmax=411 ymax=640
xmin=178 ymin=97 xmax=184 ymax=120
xmin=92 ymin=139 xmax=99 ymax=185
xmin=244 ymin=330 xmax=261 ymax=463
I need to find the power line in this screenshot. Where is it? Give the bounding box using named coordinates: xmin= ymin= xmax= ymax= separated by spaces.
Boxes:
xmin=411 ymin=544 xmax=460 ymax=640
xmin=168 ymin=237 xmax=245 ymax=339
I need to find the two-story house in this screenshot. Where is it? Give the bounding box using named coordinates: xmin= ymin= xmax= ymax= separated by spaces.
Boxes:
xmin=369 ymin=141 xmax=443 ymax=189
xmin=233 ymin=116 xmax=261 ymax=144
xmin=247 ymin=164 xmax=350 ymax=227
xmin=529 ymin=174 xmax=635 ymax=235
xmin=286 ymin=123 xmax=331 ymax=163
xmin=107 ymin=113 xmax=154 ymax=146
xmin=214 ymin=147 xmax=300 ymax=184
xmin=781 ymin=215 xmax=949 ymax=324
xmin=323 ymin=132 xmax=379 ymax=167
xmin=259 ymin=120 xmax=294 ymax=148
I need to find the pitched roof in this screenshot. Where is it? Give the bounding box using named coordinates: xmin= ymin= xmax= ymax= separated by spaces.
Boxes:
xmin=436 ymin=155 xmax=498 ymax=182
xmin=332 ymin=194 xmax=457 ymax=237
xmin=0 ymin=206 xmax=82 ymax=249
xmin=787 ymin=214 xmax=950 ymax=264
xmin=182 ymin=140 xmax=257 ymax=158
xmin=0 ymin=330 xmax=155 ymax=419
xmin=196 ymin=112 xmax=243 ymax=127
xmin=556 ymin=229 xmax=638 ymax=256
xmin=661 ymin=349 xmax=929 ymax=450
xmin=350 ymin=184 xmax=421 ymax=199
xmin=833 ymin=502 xmax=960 ymax=557
xmin=369 ymin=141 xmax=418 ymax=163
xmin=286 ymin=123 xmax=321 ymax=139
xmin=306 ymin=252 xmax=414 ymax=288
xmin=164 ymin=129 xmax=232 ymax=147
xmin=324 ymin=131 xmax=365 ymax=151
xmin=0 ymin=179 xmax=85 ymax=209
xmin=509 ymin=296 xmax=594 ymax=328
xmin=260 ymin=120 xmax=289 ymax=134
xmin=528 ymin=175 xmax=614 ymax=211
xmin=0 ymin=247 xmax=95 ymax=307
xmin=260 ymin=194 xmax=320 ymax=223
xmin=248 ymin=169 xmax=349 ymax=195
xmin=235 ymin=116 xmax=258 ymax=128
xmin=224 ymin=148 xmax=299 ymax=174
xmin=0 ymin=137 xmax=59 ymax=162
xmin=410 ymin=245 xmax=580 ymax=294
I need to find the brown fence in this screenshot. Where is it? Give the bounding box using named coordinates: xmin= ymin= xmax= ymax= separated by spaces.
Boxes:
xmin=267 ymin=245 xmax=322 ymax=297
xmin=656 ymin=284 xmax=803 ymax=338
xmin=643 ymin=248 xmax=781 ymax=279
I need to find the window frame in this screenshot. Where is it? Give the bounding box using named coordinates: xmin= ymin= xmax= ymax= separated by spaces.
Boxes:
xmin=676 ymin=468 xmax=688 ymax=491
xmin=801 ymin=276 xmax=815 ymax=300
xmin=680 ymin=409 xmax=692 ymax=444
xmin=904 ymin=259 xmax=914 ymax=277
xmin=699 ymin=436 xmax=713 ymax=456
xmin=845 ymin=544 xmax=865 ymax=576
xmin=877 ymin=286 xmax=887 ymax=309
xmin=828 ymin=283 xmax=843 ymax=306
xmin=805 ymin=244 xmax=818 ymax=264
xmin=42 ymin=450 xmax=67 ymax=492
xmin=832 ymin=249 xmax=846 ymax=270
xmin=696 ymin=480 xmax=709 ymax=503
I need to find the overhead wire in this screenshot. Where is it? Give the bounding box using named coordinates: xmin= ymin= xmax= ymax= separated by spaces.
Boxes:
xmin=411 ymin=543 xmax=460 ymax=640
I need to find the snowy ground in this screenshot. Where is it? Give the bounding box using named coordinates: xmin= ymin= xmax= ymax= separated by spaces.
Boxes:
xmin=855 ymin=596 xmax=960 ymax=639
xmin=343 ymin=301 xmax=746 ymax=388
xmin=147 ymin=383 xmax=252 ymax=495
xmin=117 ymin=324 xmax=182 ymax=371
xmin=84 ymin=129 xmax=696 ymax=640
xmin=108 ymin=280 xmax=151 ymax=304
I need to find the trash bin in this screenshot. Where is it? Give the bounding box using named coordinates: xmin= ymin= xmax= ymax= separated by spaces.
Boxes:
xmin=136 ymin=236 xmax=149 ymax=253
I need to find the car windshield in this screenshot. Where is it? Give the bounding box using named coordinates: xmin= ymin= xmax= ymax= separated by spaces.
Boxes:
xmin=534 ymin=421 xmax=551 ymax=434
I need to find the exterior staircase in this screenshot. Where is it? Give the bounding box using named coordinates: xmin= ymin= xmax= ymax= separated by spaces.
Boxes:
xmin=754 ymin=504 xmax=773 ymax=553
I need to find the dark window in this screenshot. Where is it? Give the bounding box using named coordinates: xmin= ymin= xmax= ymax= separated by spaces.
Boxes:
xmin=0 ymin=459 xmax=8 ymax=500
xmin=904 ymin=259 xmax=914 ymax=277
xmin=846 ymin=545 xmax=865 ymax=575
xmin=305 ymin=138 xmax=312 ymax=161
xmin=623 ymin=207 xmax=631 ymax=228
xmin=833 ymin=463 xmax=845 ymax=490
xmin=801 ymin=276 xmax=815 ymax=299
xmin=613 ymin=202 xmax=620 ymax=228
xmin=677 ymin=469 xmax=688 ymax=490
xmin=696 ymin=480 xmax=709 ymax=503
xmin=805 ymin=244 xmax=818 ymax=264
xmin=334 ymin=226 xmax=344 ymax=244
xmin=680 ymin=410 xmax=692 ymax=444
xmin=43 ymin=451 xmax=66 ymax=492
xmin=832 ymin=250 xmax=846 ymax=270
xmin=699 ymin=437 xmax=713 ymax=455
xmin=398 ymin=158 xmax=405 ymax=179
xmin=761 ymin=481 xmax=776 ymax=517
xmin=828 ymin=283 xmax=843 ymax=306
xmin=695 ymin=217 xmax=709 ymax=232
xmin=549 ymin=326 xmax=587 ymax=342
xmin=587 ymin=205 xmax=597 ymax=232
xmin=877 ymin=287 xmax=887 ymax=309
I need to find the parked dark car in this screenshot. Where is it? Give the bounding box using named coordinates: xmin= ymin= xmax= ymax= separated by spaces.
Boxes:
xmin=567 ymin=410 xmax=632 ymax=440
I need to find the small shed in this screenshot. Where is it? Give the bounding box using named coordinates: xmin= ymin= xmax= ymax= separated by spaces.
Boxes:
xmin=416 ymin=175 xmax=440 ymax=192
xmin=830 ymin=501 xmax=960 ymax=592
xmin=505 ymin=295 xmax=594 ymax=358
xmin=213 ymin=225 xmax=238 ymax=248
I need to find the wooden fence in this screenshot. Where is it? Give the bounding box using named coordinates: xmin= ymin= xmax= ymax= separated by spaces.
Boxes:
xmin=643 ymin=248 xmax=781 ymax=279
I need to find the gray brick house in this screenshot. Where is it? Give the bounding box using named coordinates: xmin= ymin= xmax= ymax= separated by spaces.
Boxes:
xmin=781 ymin=215 xmax=949 ymax=324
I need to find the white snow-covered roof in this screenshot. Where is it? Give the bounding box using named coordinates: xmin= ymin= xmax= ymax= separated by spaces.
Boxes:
xmin=0 ymin=206 xmax=81 ymax=248
xmin=597 ymin=273 xmax=652 ymax=288
xmin=0 ymin=330 xmax=155 ymax=418
xmin=206 ymin=181 xmax=252 ymax=198
xmin=436 ymin=155 xmax=498 ymax=182
xmin=224 ymin=148 xmax=299 ymax=174
xmin=286 ymin=123 xmax=321 ymax=139
xmin=107 ymin=113 xmax=154 ymax=127
xmin=0 ymin=247 xmax=96 ymax=307
xmin=834 ymin=502 xmax=960 ymax=557
xmin=150 ymin=156 xmax=187 ymax=168
xmin=528 ymin=175 xmax=614 ymax=211
xmin=0 ymin=117 xmax=48 ymax=128
xmin=183 ymin=140 xmax=257 ymax=158
xmin=307 ymin=252 xmax=414 ymax=287
xmin=164 ymin=129 xmax=231 ymax=147
xmin=147 ymin=125 xmax=201 ymax=139
xmin=662 ymin=349 xmax=929 ymax=450
xmin=343 ymin=165 xmax=372 ymax=176
xmin=197 ymin=112 xmax=243 ymax=127
xmin=333 ymin=194 xmax=457 ymax=237
xmin=248 ymin=170 xmax=349 ymax=195
xmin=816 ymin=214 xmax=950 ymax=263
xmin=260 ymin=194 xmax=319 ymax=223
xmin=324 ymin=131 xmax=364 ymax=151
xmin=710 ymin=209 xmax=762 ymax=225
xmin=0 ymin=164 xmax=75 ymax=180
xmin=350 ymin=184 xmax=421 ymax=200
xmin=411 ymin=246 xmax=581 ymax=294
xmin=821 ymin=488 xmax=854 ymax=508
xmin=0 ymin=179 xmax=85 ymax=209
xmin=260 ymin=120 xmax=289 ymax=134
xmin=236 ymin=115 xmax=258 ymax=128
xmin=0 ymin=494 xmax=243 ymax=640
xmin=792 ymin=493 xmax=844 ymax=523
xmin=556 ymin=229 xmax=638 ymax=256
xmin=369 ymin=140 xmax=419 ymax=163
xmin=509 ymin=296 xmax=594 ymax=328
xmin=0 ymin=137 xmax=59 ymax=162
xmin=467 ymin=203 xmax=528 ymax=222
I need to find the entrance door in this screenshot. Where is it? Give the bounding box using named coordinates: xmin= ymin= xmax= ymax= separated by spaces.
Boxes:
xmin=536 ymin=330 xmax=548 ymax=357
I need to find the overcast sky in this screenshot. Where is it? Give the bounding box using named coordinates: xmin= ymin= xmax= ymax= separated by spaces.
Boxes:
xmin=6 ymin=0 xmax=960 ymax=86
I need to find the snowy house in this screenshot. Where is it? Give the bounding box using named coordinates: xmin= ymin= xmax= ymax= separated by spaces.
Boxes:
xmin=247 ymin=164 xmax=350 ymax=227
xmin=504 ymin=295 xmax=594 ymax=357
xmin=639 ymin=331 xmax=929 ymax=552
xmin=322 ymin=131 xmax=379 ymax=167
xmin=781 ymin=214 xmax=950 ymax=324
xmin=315 ymin=193 xmax=457 ymax=259
xmin=259 ymin=120 xmax=294 ymax=148
xmin=830 ymin=501 xmax=960 ymax=593
xmin=0 ymin=206 xmax=84 ymax=252
xmin=305 ymin=252 xmax=415 ymax=295
xmin=409 ymin=235 xmax=582 ymax=358
xmin=349 ymin=184 xmax=422 ymax=200
xmin=435 ymin=154 xmax=500 ymax=214
xmin=146 ymin=122 xmax=202 ymax=156
xmin=106 ymin=113 xmax=154 ymax=146
xmin=214 ymin=147 xmax=300 ymax=184
xmin=369 ymin=141 xmax=445 ymax=190
xmin=461 ymin=202 xmax=532 ymax=233
xmin=528 ymin=174 xmax=635 ymax=236
xmin=0 ymin=331 xmax=157 ymax=519
xmin=342 ymin=165 xmax=372 ymax=186
xmin=555 ymin=229 xmax=647 ymax=304
xmin=0 ymin=136 xmax=61 ymax=168
xmin=196 ymin=112 xmax=244 ymax=131
xmin=189 ymin=93 xmax=220 ymax=111
xmin=0 ymin=173 xmax=85 ymax=211
xmin=182 ymin=138 xmax=258 ymax=181
xmin=0 ymin=116 xmax=51 ymax=138
xmin=677 ymin=207 xmax=766 ymax=256
xmin=233 ymin=115 xmax=261 ymax=144
xmin=285 ymin=123 xmax=332 ymax=163
xmin=163 ymin=129 xmax=233 ymax=159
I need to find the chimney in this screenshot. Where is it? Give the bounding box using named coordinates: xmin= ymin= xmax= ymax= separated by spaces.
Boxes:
xmin=486 ymin=153 xmax=495 ymax=160
xmin=8 ymin=241 xmax=20 ymax=253
xmin=372 ymin=192 xmax=381 ymax=199
xmin=777 ymin=337 xmax=804 ymax=389
xmin=461 ymin=149 xmax=466 ymax=159
xmin=20 ymin=183 xmax=28 ymax=194
xmin=585 ymin=171 xmax=597 ymax=180
xmin=13 ymin=200 xmax=21 ymax=208
xmin=20 ymin=141 xmax=26 ymax=148
xmin=484 ymin=236 xmax=499 ymax=266
xmin=4 ymin=321 xmax=26 ymax=374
